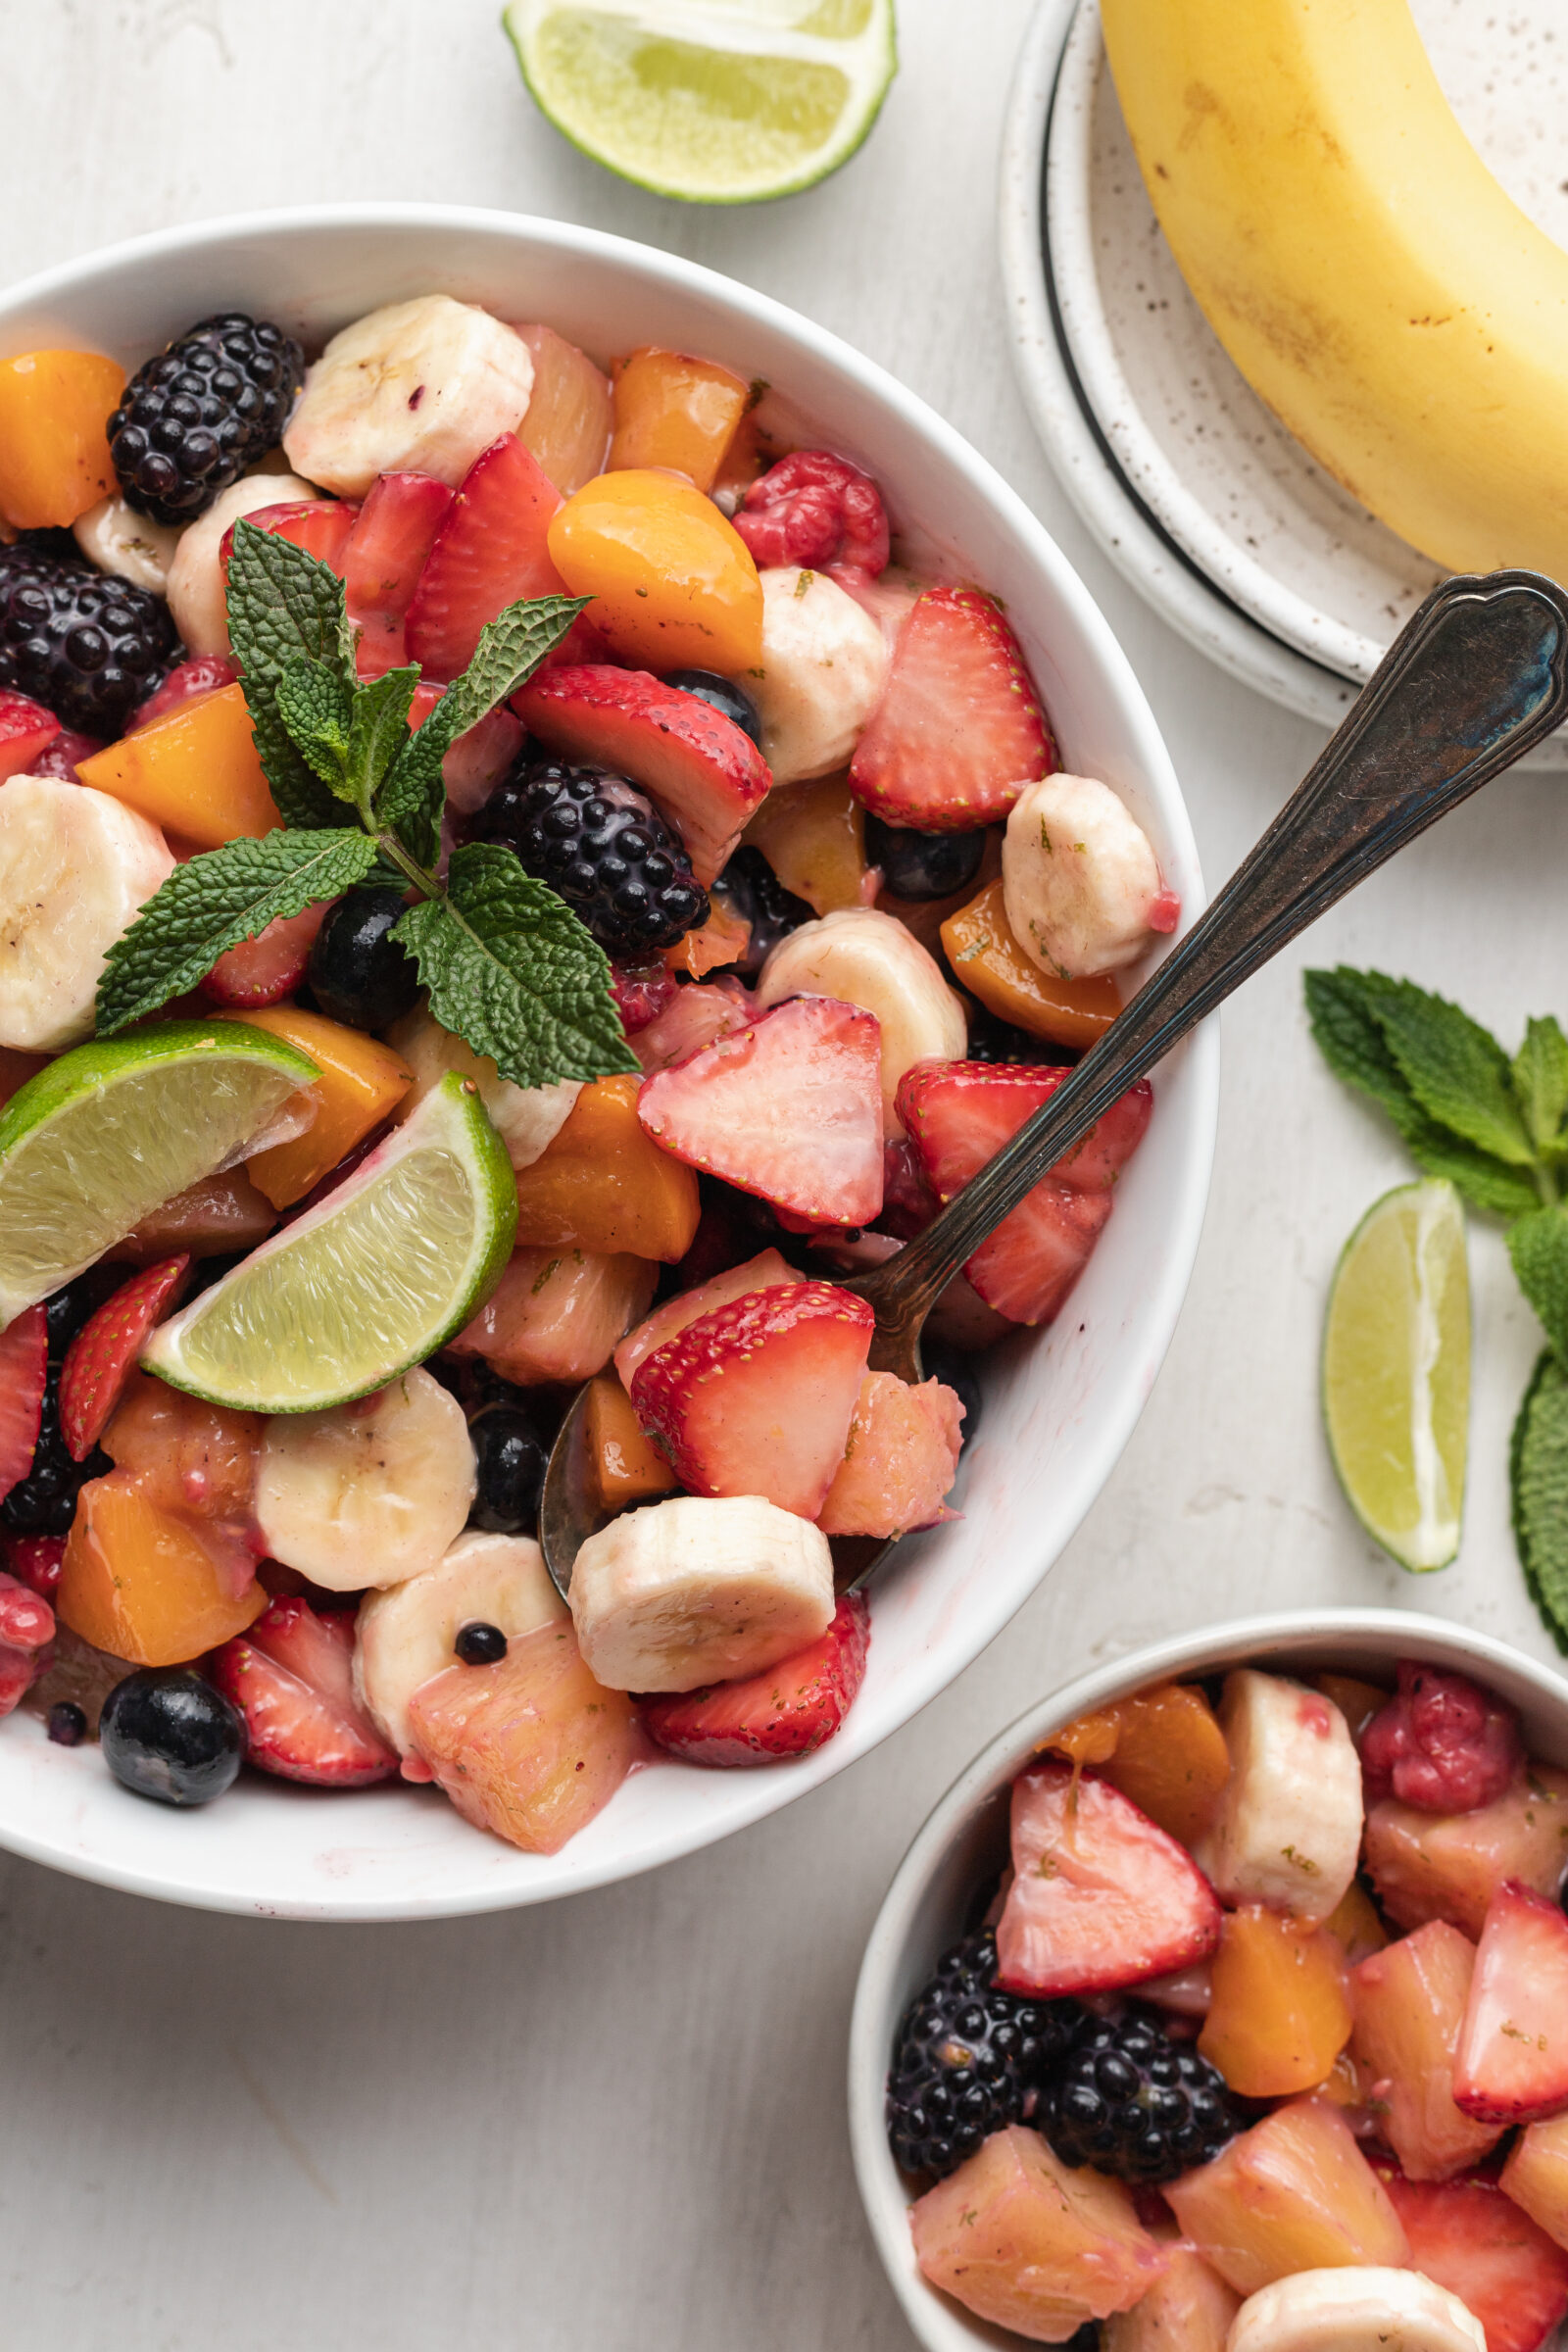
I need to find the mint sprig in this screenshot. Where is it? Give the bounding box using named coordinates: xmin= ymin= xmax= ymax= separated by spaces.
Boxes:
xmin=95 ymin=524 xmax=636 ymax=1091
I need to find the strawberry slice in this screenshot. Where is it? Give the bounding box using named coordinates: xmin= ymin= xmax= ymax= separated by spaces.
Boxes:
xmin=614 ymin=1246 xmax=801 ymax=1391
xmin=1455 ymin=1879 xmax=1568 ymax=2124
xmin=0 ymin=1532 xmax=65 ymax=1600
xmin=130 ymin=655 xmax=239 ymax=733
xmin=899 ymin=1060 xmax=1152 ymax=1324
xmin=630 ymin=1281 xmax=874 ymax=1518
xmin=1378 ymin=2166 xmax=1568 ymax=2352
xmin=816 ymin=1370 xmax=963 ymax=1538
xmin=640 ymin=1592 xmax=870 ymax=1767
xmin=405 ymin=433 xmax=570 ymax=680
xmin=343 ymin=469 xmax=454 ymax=675
xmin=0 ymin=1568 xmax=54 ymax=1719
xmin=219 ymin=498 xmax=358 ymax=591
xmin=637 ymin=996 xmax=884 ymax=1227
xmin=849 ymin=586 xmax=1056 ymax=831
xmin=407 ymin=682 xmax=524 ymax=816
xmin=58 ymin=1257 xmax=192 ymax=1464
xmin=211 ymin=1594 xmax=397 ymax=1787
xmin=0 ymin=687 xmax=60 ymax=780
xmin=200 ymin=903 xmax=329 ymax=1009
xmin=514 ymin=664 xmax=770 ymax=885
xmin=0 ymin=1303 xmax=47 ymax=1504
xmin=995 ymin=1761 xmax=1223 ymax=1997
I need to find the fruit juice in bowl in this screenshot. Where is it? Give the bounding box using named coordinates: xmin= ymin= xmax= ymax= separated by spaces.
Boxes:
xmin=849 ymin=1610 xmax=1568 ymax=2352
xmin=0 ymin=207 xmax=1212 ymax=1919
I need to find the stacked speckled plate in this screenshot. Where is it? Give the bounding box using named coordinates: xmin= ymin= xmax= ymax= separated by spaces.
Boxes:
xmin=1000 ymin=0 xmax=1568 ymax=763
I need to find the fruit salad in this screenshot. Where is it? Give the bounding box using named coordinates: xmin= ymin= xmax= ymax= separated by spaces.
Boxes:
xmin=0 ymin=295 xmax=1174 ymax=1856
xmin=885 ymin=1657 xmax=1568 ymax=2352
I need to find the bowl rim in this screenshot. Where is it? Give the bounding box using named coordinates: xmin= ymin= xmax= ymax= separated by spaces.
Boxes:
xmin=847 ymin=1604 xmax=1568 ymax=2352
xmin=0 ymin=201 xmax=1217 ymax=1918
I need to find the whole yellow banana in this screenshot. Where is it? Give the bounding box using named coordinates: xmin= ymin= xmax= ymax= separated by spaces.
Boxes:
xmin=1099 ymin=0 xmax=1568 ymax=579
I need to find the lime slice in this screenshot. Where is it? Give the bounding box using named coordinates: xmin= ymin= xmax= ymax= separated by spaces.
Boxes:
xmin=504 ymin=0 xmax=897 ymax=204
xmin=1322 ymin=1177 xmax=1471 ymax=1572
xmin=142 ymin=1074 xmax=517 ymax=1412
xmin=0 ymin=1021 xmax=319 ymax=1325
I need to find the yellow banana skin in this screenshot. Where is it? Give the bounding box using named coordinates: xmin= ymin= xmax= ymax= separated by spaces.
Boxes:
xmin=1099 ymin=0 xmax=1568 ymax=579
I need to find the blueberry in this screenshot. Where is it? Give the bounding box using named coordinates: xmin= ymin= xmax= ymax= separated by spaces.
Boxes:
xmin=100 ymin=1669 xmax=245 ymax=1806
xmin=307 ymin=888 xmax=418 ymax=1031
xmin=46 ymin=1701 xmax=87 ymax=1747
xmin=921 ymin=1340 xmax=983 ymax=1444
xmin=455 ymin=1621 xmax=509 ymax=1666
xmin=662 ymin=667 xmax=763 ymax=748
xmin=865 ymin=814 xmax=987 ymax=902
xmin=468 ymin=1406 xmax=546 ymax=1537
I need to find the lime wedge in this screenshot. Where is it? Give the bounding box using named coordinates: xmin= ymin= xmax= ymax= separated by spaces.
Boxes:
xmin=142 ymin=1074 xmax=517 ymax=1412
xmin=0 ymin=1022 xmax=319 ymax=1325
xmin=504 ymin=0 xmax=897 ymax=204
xmin=1322 ymin=1177 xmax=1471 ymax=1572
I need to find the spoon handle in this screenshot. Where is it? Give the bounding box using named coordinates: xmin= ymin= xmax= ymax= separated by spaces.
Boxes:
xmin=856 ymin=567 xmax=1568 ymax=1355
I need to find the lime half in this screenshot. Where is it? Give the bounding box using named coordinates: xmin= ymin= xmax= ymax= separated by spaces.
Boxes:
xmin=504 ymin=0 xmax=897 ymax=204
xmin=1322 ymin=1177 xmax=1471 ymax=1573
xmin=0 ymin=1022 xmax=319 ymax=1325
xmin=142 ymin=1074 xmax=517 ymax=1412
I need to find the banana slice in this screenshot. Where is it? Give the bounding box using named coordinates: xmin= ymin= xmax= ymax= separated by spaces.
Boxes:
xmin=386 ymin=1002 xmax=580 ymax=1173
xmin=166 ymin=470 xmax=319 ymax=656
xmin=568 ymin=1494 xmax=835 ymax=1692
xmin=1003 ymin=773 xmax=1165 ymax=979
xmin=73 ymin=494 xmax=183 ymax=595
xmin=283 ymin=296 xmax=537 ymax=499
xmin=255 ymin=1368 xmax=476 ymax=1592
xmin=354 ymin=1528 xmax=566 ymax=1755
xmin=753 ymin=565 xmax=891 ymax=787
xmin=1193 ymin=1669 xmax=1363 ymax=1924
xmin=0 ymin=776 xmax=174 ymax=1054
xmin=1229 ymin=2267 xmax=1486 ymax=2352
xmin=756 ymin=906 xmax=966 ymax=1138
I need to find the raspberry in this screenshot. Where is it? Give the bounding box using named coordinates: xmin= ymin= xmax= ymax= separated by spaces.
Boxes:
xmin=0 ymin=542 xmax=177 ymax=738
xmin=473 ymin=759 xmax=708 ymax=954
xmin=732 ymin=449 xmax=890 ymax=580
xmin=886 ymin=1929 xmax=1081 ymax=2178
xmin=109 ymin=313 xmax=304 ymax=525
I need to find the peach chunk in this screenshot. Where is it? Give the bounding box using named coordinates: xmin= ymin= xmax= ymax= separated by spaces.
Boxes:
xmin=1363 ymin=1767 xmax=1568 ymax=1939
xmin=59 ymin=1469 xmax=265 ymax=1668
xmin=942 ymin=878 xmax=1119 ymax=1052
xmin=743 ymin=774 xmax=872 ymax=917
xmin=512 ymin=1073 xmax=700 ymax=1262
xmin=585 ymin=1374 xmax=677 ymax=1510
xmin=1052 ymin=1682 xmax=1232 ymax=1848
xmin=1102 ymin=2241 xmax=1239 ymax=2352
xmin=1504 ymin=2113 xmax=1568 ymax=2253
xmin=77 ymin=682 xmax=280 ymax=847
xmin=451 ymin=1247 xmax=658 ymax=1386
xmin=909 ymin=2126 xmax=1167 ymax=2342
xmin=228 ymin=1005 xmax=412 ymax=1209
xmin=101 ymin=1369 xmax=262 ymax=1532
xmin=816 ymin=1371 xmax=963 ymax=1538
xmin=1351 ymin=1922 xmax=1501 ymax=2180
xmin=1199 ymin=1906 xmax=1352 ymax=2098
xmin=1164 ymin=2097 xmax=1408 ymax=2296
xmin=409 ymin=1619 xmax=643 ymax=1854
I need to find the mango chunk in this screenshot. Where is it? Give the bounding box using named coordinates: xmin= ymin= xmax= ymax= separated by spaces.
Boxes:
xmin=609 ymin=346 xmax=750 ymax=492
xmin=227 ymin=1006 xmax=411 ymax=1209
xmin=512 ymin=1073 xmax=700 ymax=1263
xmin=77 ymin=683 xmax=281 ymax=848
xmin=1351 ymin=1919 xmax=1500 ymax=2181
xmin=59 ymin=1469 xmax=266 ymax=1667
xmin=1199 ymin=1905 xmax=1352 ymax=2097
xmin=1165 ymin=2097 xmax=1407 ymax=2296
xmin=942 ymin=878 xmax=1119 ymax=1051
xmin=1050 ymin=1680 xmax=1231 ymax=1847
xmin=585 ymin=1374 xmax=677 ymax=1509
xmin=0 ymin=349 xmax=124 ymax=528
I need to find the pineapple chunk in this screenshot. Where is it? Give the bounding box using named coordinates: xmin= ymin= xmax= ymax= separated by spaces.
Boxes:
xmin=1102 ymin=2242 xmax=1239 ymax=2352
xmin=1503 ymin=2112 xmax=1568 ymax=2254
xmin=1350 ymin=1922 xmax=1500 ymax=2180
xmin=1363 ymin=1766 xmax=1568 ymax=1938
xmin=1164 ymin=2097 xmax=1408 ymax=2296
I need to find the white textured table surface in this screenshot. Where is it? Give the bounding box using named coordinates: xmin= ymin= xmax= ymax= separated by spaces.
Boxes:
xmin=2 ymin=5 xmax=1564 ymax=2344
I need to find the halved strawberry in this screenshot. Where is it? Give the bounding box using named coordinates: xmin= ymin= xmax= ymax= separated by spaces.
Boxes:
xmin=0 ymin=1569 xmax=54 ymax=1720
xmin=211 ymin=1594 xmax=397 ymax=1787
xmin=630 ymin=1281 xmax=874 ymax=1518
xmin=637 ymin=996 xmax=884 ymax=1226
xmin=407 ymin=682 xmax=523 ymax=816
xmin=1455 ymin=1880 xmax=1568 ymax=2124
xmin=816 ymin=1370 xmax=963 ymax=1538
xmin=0 ymin=1532 xmax=65 ymax=1600
xmin=1378 ymin=2166 xmax=1568 ymax=2352
xmin=514 ymin=665 xmax=770 ymax=885
xmin=130 ymin=655 xmax=239 ymax=733
xmin=200 ymin=903 xmax=329 ymax=1009
xmin=849 ymin=587 xmax=1057 ymax=831
xmin=344 ymin=469 xmax=454 ymax=675
xmin=405 ymin=433 xmax=569 ymax=680
xmin=898 ymin=1061 xmax=1152 ymax=1324
xmin=0 ymin=1303 xmax=47 ymax=1505
xmin=58 ymin=1257 xmax=192 ymax=1464
xmin=995 ymin=1761 xmax=1223 ymax=1997
xmin=640 ymin=1591 xmax=870 ymax=1767
xmin=0 ymin=687 xmax=60 ymax=780
xmin=631 ymin=977 xmax=754 ymax=1075
xmin=613 ymin=1245 xmax=802 ymax=1391
xmin=219 ymin=498 xmax=358 ymax=590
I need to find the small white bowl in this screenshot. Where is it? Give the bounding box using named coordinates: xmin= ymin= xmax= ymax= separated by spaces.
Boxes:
xmin=848 ymin=1607 xmax=1568 ymax=2352
xmin=0 ymin=204 xmax=1216 ymax=1920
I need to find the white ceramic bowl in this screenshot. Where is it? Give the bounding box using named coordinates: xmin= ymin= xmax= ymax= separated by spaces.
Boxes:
xmin=0 ymin=204 xmax=1215 ymax=1920
xmin=849 ymin=1608 xmax=1568 ymax=2352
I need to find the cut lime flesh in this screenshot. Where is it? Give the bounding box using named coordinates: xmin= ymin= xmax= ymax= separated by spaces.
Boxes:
xmin=142 ymin=1074 xmax=517 ymax=1412
xmin=504 ymin=0 xmax=897 ymax=203
xmin=0 ymin=1022 xmax=319 ymax=1326
xmin=1322 ymin=1177 xmax=1470 ymax=1573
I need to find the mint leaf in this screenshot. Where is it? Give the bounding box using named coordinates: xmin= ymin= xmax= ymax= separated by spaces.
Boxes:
xmin=393 ymin=843 xmax=635 ymax=1089
xmin=1366 ymin=975 xmax=1535 ymax=1168
xmin=274 ymin=657 xmax=357 ymax=800
xmin=1513 ymin=1015 xmax=1568 ymax=1159
xmin=1511 ymin=1349 xmax=1568 ymax=1654
xmin=1509 ymin=1206 xmax=1568 ymax=1366
xmin=96 ymin=828 xmax=379 ymax=1034
xmin=1399 ymin=1132 xmax=1540 ymax=1221
xmin=226 ymin=520 xmax=359 ymax=831
xmin=348 ymin=664 xmax=419 ymax=808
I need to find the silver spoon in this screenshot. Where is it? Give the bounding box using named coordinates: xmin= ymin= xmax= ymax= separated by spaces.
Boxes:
xmin=541 ymin=567 xmax=1568 ymax=1603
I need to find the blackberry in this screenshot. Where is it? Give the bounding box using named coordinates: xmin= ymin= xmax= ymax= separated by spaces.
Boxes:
xmin=962 ymin=1002 xmax=1062 ymax=1067
xmin=0 ymin=543 xmax=177 ymax=738
xmin=110 ymin=313 xmax=304 ymax=525
xmin=713 ymin=845 xmax=811 ymax=979
xmin=1 ymin=1274 xmax=117 ymax=1539
xmin=1041 ymin=2009 xmax=1243 ymax=2183
xmin=474 ymin=760 xmax=708 ymax=954
xmin=886 ymin=1929 xmax=1081 ymax=2179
